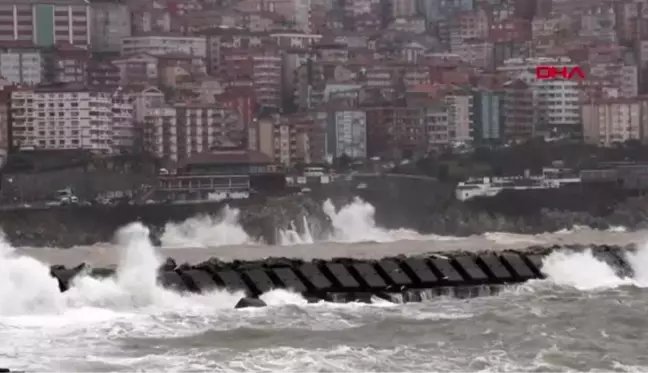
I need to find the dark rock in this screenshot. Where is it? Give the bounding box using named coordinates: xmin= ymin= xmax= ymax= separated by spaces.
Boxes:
xmin=160 ymin=257 xmax=177 ymax=271
xmin=41 ymin=245 xmax=639 ymax=304
xmin=0 ymin=194 xmax=331 ymax=248
xmin=234 ymin=297 xmax=267 ymax=309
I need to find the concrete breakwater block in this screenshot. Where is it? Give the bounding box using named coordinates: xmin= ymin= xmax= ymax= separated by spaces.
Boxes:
xmin=47 ymin=245 xmax=636 ymax=307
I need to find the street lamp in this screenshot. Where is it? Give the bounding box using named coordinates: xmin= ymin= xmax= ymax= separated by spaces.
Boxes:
xmin=4 ymin=177 xmax=22 ymax=204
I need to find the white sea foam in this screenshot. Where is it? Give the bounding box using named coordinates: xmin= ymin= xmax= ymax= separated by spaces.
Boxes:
xmin=1 ymin=200 xmax=647 ymax=371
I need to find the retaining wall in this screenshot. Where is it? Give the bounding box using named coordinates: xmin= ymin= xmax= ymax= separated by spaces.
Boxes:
xmin=49 ymin=245 xmax=634 ymax=308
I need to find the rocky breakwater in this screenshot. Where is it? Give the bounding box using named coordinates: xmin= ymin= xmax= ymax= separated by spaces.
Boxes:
xmin=49 ymin=244 xmax=634 ymax=308
xmin=0 ymin=194 xmax=330 ymax=247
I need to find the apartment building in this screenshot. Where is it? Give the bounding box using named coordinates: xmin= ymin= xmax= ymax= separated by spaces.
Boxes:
xmin=392 ymin=0 xmax=418 ymax=17
xmin=144 ymin=106 xmax=178 ymax=161
xmin=502 ymin=79 xmax=534 ymax=142
xmin=111 ymin=53 xmax=159 ymax=86
xmin=444 ymin=92 xmax=473 ymax=144
xmin=325 ymin=109 xmax=367 ymax=158
xmin=90 ymin=0 xmax=132 ymax=52
xmin=10 ymin=87 xmax=134 ymax=153
xmin=473 ymin=90 xmax=503 ymax=142
xmin=581 ymin=98 xmax=648 ymax=147
xmin=448 ymin=8 xmax=489 ymax=48
xmin=587 ymin=62 xmax=638 ymax=99
xmin=128 ymin=86 xmax=165 ymax=123
xmin=424 ymin=103 xmax=450 ymax=149
xmin=451 ymin=40 xmax=494 ymax=69
xmin=0 ymin=88 xmax=9 ymax=159
xmin=0 ymin=48 xmax=43 ymax=85
xmin=121 ymin=35 xmax=207 ymax=58
xmin=250 ymin=114 xmax=299 ymax=166
xmin=144 ymin=103 xmax=241 ymax=162
xmin=498 ymin=56 xmax=581 ymax=131
xmin=221 ymin=49 xmax=282 ymax=110
xmin=0 ymin=0 xmax=90 ymax=46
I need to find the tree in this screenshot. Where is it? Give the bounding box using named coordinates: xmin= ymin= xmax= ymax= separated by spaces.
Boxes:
xmin=336 ymin=153 xmax=352 ymax=171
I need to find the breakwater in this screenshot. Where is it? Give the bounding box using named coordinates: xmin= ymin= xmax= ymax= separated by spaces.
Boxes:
xmin=49 ymin=245 xmax=633 ymax=308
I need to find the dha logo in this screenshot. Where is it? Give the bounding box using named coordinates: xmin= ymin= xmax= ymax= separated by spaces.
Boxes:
xmin=535 ymin=65 xmax=586 ymax=81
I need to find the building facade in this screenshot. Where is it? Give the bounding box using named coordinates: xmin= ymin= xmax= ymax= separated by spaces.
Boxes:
xmin=581 ymin=98 xmax=648 ymax=147
xmin=144 ymin=106 xmax=178 ymax=161
xmin=444 ymin=92 xmax=473 ymax=144
xmin=121 ymin=35 xmax=207 ymax=58
xmin=0 ymin=48 xmax=43 ymax=84
xmin=473 ymin=90 xmax=503 ymax=142
xmin=144 ymin=103 xmax=241 ymax=162
xmin=326 ymin=109 xmax=367 ymax=158
xmin=250 ymin=114 xmax=299 ymax=166
xmin=498 ymin=56 xmax=581 ymax=132
xmin=10 ymin=87 xmax=134 ymax=153
xmin=0 ymin=0 xmax=90 ymax=46
xmin=90 ymin=0 xmax=131 ymax=53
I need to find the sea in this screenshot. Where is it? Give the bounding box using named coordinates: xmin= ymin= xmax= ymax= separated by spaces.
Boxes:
xmin=1 ymin=198 xmax=648 ymax=372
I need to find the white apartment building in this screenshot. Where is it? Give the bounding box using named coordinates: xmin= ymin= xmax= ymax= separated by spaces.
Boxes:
xmin=326 ymin=110 xmax=367 ymax=158
xmin=450 ymin=40 xmax=494 ymax=69
xmin=112 ymin=93 xmax=136 ymax=153
xmin=0 ymin=49 xmax=43 ymax=85
xmin=498 ymin=56 xmax=581 ymax=129
xmin=144 ymin=106 xmax=178 ymax=161
xmin=581 ymin=99 xmax=648 ymax=147
xmin=144 ymin=104 xmax=240 ymax=162
xmin=445 ymin=94 xmax=473 ymax=144
xmin=121 ymin=35 xmax=207 ymax=58
xmin=10 ymin=88 xmax=134 ymax=153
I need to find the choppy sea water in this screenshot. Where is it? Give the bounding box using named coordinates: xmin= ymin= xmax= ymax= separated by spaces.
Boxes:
xmin=2 ymin=199 xmax=648 ymax=372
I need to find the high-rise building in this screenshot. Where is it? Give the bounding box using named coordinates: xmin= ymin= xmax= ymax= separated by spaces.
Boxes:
xmin=0 ymin=0 xmax=90 ymax=47
xmin=497 ymin=57 xmax=582 ymax=133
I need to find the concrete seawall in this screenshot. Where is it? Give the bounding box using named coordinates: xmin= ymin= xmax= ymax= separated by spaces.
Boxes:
xmin=2 ymin=170 xmax=647 ymax=248
xmin=49 ymin=245 xmax=633 ymax=308
xmin=0 ymin=194 xmax=329 ymax=247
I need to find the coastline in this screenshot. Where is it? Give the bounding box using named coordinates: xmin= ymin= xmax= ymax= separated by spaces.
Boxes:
xmin=2 ymin=170 xmax=648 ymax=248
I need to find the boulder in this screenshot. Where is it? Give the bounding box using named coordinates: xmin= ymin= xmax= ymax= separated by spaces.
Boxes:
xmin=234 ymin=297 xmax=267 ymax=309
